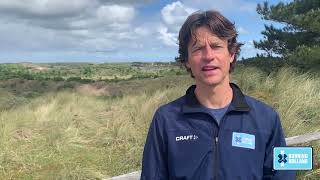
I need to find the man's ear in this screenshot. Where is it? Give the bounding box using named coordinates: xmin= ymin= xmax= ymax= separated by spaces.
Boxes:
xmin=185 ymin=61 xmax=190 ymax=68
xmin=230 ymin=54 xmax=235 ymax=63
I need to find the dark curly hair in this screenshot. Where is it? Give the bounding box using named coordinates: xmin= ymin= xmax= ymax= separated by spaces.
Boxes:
xmin=177 ymin=10 xmax=243 ymax=77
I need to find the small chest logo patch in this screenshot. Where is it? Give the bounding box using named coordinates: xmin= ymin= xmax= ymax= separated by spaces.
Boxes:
xmin=176 ymin=135 xmax=198 ymax=142
xmin=232 ymin=132 xmax=255 ymax=149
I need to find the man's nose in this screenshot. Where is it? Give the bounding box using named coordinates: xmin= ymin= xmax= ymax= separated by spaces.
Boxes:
xmin=203 ymin=44 xmax=215 ymax=61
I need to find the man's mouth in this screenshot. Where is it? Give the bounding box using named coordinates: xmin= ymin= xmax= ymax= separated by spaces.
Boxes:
xmin=202 ymin=65 xmax=218 ymax=71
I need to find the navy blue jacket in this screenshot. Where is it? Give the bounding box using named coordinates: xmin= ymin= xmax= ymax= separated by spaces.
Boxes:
xmin=141 ymin=84 xmax=296 ymax=180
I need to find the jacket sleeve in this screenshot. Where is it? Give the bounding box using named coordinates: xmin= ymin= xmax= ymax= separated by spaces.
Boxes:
xmin=140 ymin=110 xmax=168 ymax=180
xmin=263 ymin=112 xmax=296 ymax=180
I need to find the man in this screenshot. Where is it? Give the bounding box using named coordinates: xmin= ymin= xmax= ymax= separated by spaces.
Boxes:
xmin=141 ymin=10 xmax=296 ymax=180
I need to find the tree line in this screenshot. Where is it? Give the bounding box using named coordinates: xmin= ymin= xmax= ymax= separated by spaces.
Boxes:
xmin=253 ymin=0 xmax=319 ymax=71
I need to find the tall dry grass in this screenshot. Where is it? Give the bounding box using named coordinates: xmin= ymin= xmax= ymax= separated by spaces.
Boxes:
xmin=233 ymin=67 xmax=320 ymax=137
xmin=0 ymin=67 xmax=319 ymax=179
xmin=0 ymin=76 xmax=191 ymax=179
xmin=233 ymin=67 xmax=320 ymax=179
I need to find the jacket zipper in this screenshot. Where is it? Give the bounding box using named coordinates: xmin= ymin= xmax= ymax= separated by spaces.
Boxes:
xmin=212 ymin=115 xmax=219 ymax=180
xmin=214 ymin=136 xmax=219 ymax=180
xmin=213 ymin=111 xmax=229 ymax=180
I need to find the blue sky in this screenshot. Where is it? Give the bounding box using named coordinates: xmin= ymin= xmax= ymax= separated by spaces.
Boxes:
xmin=0 ymin=0 xmax=292 ymax=63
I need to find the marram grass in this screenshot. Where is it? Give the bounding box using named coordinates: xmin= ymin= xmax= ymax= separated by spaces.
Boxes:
xmin=0 ymin=67 xmax=319 ymax=179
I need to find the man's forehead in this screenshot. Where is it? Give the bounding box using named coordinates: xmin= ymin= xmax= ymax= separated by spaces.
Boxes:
xmin=190 ymin=27 xmax=226 ymax=44
xmin=190 ymin=34 xmax=226 ymax=46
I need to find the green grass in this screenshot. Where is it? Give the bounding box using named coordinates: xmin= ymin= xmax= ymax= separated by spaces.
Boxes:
xmin=0 ymin=67 xmax=319 ymax=179
xmin=0 ymin=63 xmax=185 ymax=82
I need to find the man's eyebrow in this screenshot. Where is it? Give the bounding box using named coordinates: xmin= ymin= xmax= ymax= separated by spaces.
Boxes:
xmin=191 ymin=38 xmax=207 ymax=48
xmin=191 ymin=39 xmax=199 ymax=48
xmin=210 ymin=42 xmax=222 ymax=46
xmin=191 ymin=40 xmax=222 ymax=48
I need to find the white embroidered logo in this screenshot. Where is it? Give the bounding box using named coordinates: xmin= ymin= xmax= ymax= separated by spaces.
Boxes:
xmin=176 ymin=135 xmax=198 ymax=142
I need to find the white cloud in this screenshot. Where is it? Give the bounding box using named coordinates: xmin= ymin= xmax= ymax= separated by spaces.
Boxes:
xmin=0 ymin=20 xmax=79 ymax=52
xmin=0 ymin=0 xmax=92 ymax=17
xmin=0 ymin=1 xmax=139 ymax=54
xmin=64 ymin=4 xmax=135 ymax=31
xmin=69 ymin=29 xmax=91 ymax=37
xmin=108 ymin=23 xmax=132 ymax=31
xmin=161 ymin=1 xmax=195 ymax=26
xmin=182 ymin=0 xmax=256 ymax=13
xmin=0 ymin=1 xmax=136 ymax=31
xmin=158 ymin=1 xmax=196 ymax=47
xmin=134 ymin=27 xmax=150 ymax=36
xmin=157 ymin=25 xmax=177 ymax=47
xmin=80 ymin=37 xmax=116 ymax=52
xmin=0 ymin=0 xmax=264 ymax=62
xmin=96 ymin=5 xmax=135 ymax=23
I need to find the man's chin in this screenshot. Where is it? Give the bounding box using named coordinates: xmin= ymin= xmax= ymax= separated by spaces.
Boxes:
xmin=195 ymin=76 xmax=230 ymax=87
xmin=197 ymin=80 xmax=223 ymax=87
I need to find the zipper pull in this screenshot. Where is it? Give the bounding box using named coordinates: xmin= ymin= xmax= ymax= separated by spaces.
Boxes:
xmin=215 ymin=137 xmax=218 ymax=144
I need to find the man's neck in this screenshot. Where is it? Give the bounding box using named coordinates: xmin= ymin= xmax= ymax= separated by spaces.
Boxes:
xmin=194 ymin=80 xmax=233 ymax=109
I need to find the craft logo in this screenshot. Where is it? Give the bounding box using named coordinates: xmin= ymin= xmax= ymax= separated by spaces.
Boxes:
xmin=176 ymin=135 xmax=198 ymax=142
xmin=273 ymin=147 xmax=313 ymax=170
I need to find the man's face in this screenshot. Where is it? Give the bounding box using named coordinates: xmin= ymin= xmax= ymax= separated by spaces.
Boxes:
xmin=186 ymin=26 xmax=234 ymax=87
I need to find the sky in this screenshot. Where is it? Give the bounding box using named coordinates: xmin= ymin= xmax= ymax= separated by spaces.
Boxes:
xmin=0 ymin=0 xmax=292 ymax=63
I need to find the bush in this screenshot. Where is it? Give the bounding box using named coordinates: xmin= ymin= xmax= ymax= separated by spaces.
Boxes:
xmin=287 ymin=45 xmax=320 ymax=71
xmin=67 ymin=77 xmax=94 ymax=83
xmin=52 ymin=76 xmax=65 ymax=81
xmin=238 ymin=57 xmax=285 ymax=74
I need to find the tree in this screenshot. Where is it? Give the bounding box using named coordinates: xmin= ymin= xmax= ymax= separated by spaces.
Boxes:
xmin=83 ymin=66 xmax=93 ymax=77
xmin=254 ymin=0 xmax=320 ymax=69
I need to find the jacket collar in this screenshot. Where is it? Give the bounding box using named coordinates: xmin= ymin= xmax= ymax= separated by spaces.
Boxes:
xmin=182 ymin=83 xmax=250 ymax=114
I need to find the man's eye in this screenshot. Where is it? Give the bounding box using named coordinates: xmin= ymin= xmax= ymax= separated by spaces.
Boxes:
xmin=211 ymin=45 xmax=222 ymax=49
xmin=192 ymin=47 xmax=201 ymax=52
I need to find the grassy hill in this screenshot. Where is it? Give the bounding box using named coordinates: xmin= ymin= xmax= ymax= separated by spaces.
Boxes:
xmin=0 ymin=64 xmax=319 ymax=179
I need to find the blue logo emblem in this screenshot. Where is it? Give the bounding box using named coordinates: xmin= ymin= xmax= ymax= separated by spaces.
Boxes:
xmin=273 ymin=147 xmax=313 ymax=170
xmin=278 ymin=153 xmax=287 ymax=164
xmin=232 ymin=132 xmax=255 ymax=149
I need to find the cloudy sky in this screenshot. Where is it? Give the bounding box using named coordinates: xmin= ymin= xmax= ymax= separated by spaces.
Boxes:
xmin=0 ymin=0 xmax=291 ymax=63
